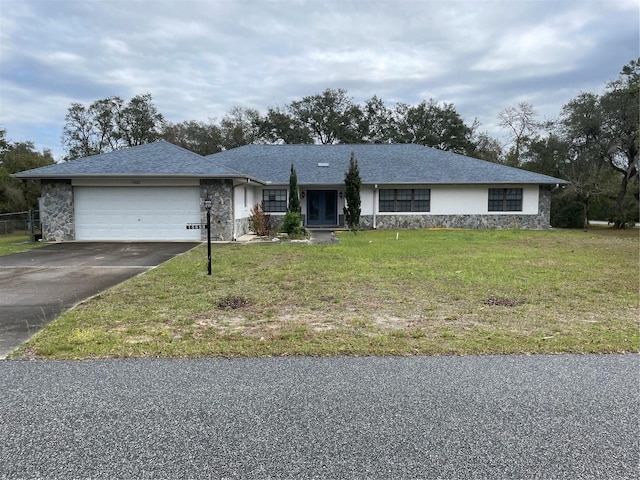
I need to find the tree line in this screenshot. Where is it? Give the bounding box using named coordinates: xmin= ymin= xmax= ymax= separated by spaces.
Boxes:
xmin=2 ymin=59 xmax=637 ymax=226
xmin=509 ymin=59 xmax=639 ymax=228
xmin=60 ymin=90 xmax=481 ymax=158
xmin=0 ymin=130 xmax=54 ymax=212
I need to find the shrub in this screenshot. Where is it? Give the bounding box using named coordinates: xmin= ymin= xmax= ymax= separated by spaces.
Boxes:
xmin=288 ymin=164 xmax=301 ymax=214
xmin=343 ymin=152 xmax=361 ymax=232
xmin=282 ymin=211 xmax=305 ymax=238
xmin=249 ymin=202 xmax=271 ymax=236
xmin=551 ymin=199 xmax=583 ymax=228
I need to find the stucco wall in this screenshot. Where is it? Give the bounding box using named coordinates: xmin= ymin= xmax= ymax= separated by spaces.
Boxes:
xmin=39 ymin=180 xmax=74 ymax=241
xmin=233 ymin=184 xmax=257 ymax=239
xmin=242 ymin=184 xmax=551 ymax=231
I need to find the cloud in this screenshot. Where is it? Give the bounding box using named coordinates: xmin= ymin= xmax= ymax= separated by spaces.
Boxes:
xmin=0 ymin=0 xmax=637 ymax=159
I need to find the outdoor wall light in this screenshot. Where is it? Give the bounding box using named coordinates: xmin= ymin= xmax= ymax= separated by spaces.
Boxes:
xmin=301 ymin=191 xmax=305 ymax=199
xmin=339 ymin=191 xmax=343 ymax=198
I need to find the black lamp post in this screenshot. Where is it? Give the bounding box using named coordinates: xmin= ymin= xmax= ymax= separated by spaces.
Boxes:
xmin=204 ymin=198 xmax=212 ymax=276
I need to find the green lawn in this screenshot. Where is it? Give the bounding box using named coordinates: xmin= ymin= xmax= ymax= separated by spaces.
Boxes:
xmin=12 ymin=228 xmax=639 ymax=359
xmin=0 ymin=233 xmax=42 ymax=256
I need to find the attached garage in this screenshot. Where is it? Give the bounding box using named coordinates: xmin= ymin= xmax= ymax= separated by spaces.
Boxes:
xmin=14 ymin=142 xmax=253 ymax=242
xmin=74 ymin=186 xmax=202 ymax=241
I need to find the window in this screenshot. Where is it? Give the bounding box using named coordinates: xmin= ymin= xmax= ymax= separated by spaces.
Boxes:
xmin=488 ymin=188 xmax=523 ymax=211
xmin=379 ymin=189 xmax=395 ymax=212
xmin=262 ymin=189 xmax=287 ymax=212
xmin=379 ymin=189 xmax=430 ymax=212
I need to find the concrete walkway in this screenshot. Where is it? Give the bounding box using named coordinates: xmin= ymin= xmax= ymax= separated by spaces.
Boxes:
xmin=236 ymin=229 xmax=342 ymax=244
xmin=308 ymin=228 xmax=341 ymax=244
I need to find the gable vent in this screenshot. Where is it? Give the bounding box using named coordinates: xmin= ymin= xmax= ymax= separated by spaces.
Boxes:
xmin=317 ymin=162 xmax=329 ymax=167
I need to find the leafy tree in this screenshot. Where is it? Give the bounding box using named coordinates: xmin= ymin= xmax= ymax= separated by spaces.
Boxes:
xmin=219 ymin=107 xmax=261 ymax=150
xmin=258 ymin=90 xmax=482 ymax=152
xmin=0 ymin=130 xmax=54 ymax=212
xmin=359 ymin=95 xmax=396 ymax=143
xmin=540 ymin=59 xmax=639 ymax=228
xmin=472 ymin=131 xmax=505 ymax=164
xmin=561 ymin=148 xmax=611 ymax=230
xmin=62 ymin=101 xmax=104 ymax=159
xmin=600 ymin=58 xmax=639 ymax=227
xmin=522 ymin=133 xmax=568 ymax=180
xmin=258 ymin=107 xmax=313 ymax=144
xmin=343 ymin=152 xmax=361 ymax=232
xmin=392 ymin=99 xmax=476 ymax=154
xmin=289 ymin=88 xmax=364 ymax=144
xmin=162 ymin=120 xmax=223 ymax=155
xmin=557 ymin=93 xmax=613 ymax=229
xmin=62 ymin=94 xmax=164 ymax=160
xmin=0 ymin=168 xmax=23 ymax=213
xmin=117 ymin=93 xmax=164 ymax=147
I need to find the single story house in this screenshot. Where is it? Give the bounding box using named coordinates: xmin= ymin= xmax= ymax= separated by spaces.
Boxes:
xmin=15 ymin=141 xmax=567 ymax=242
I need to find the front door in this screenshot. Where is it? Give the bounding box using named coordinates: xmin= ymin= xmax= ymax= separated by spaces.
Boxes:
xmin=307 ymin=190 xmax=338 ymax=226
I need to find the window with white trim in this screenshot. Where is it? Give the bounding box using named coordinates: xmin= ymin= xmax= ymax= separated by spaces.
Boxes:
xmin=262 ymin=189 xmax=287 ymax=212
xmin=379 ymin=189 xmax=430 ymax=212
xmin=488 ymin=188 xmax=523 ymax=211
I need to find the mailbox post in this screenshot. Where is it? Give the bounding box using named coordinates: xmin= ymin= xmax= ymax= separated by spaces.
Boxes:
xmin=204 ymin=197 xmax=212 ymax=276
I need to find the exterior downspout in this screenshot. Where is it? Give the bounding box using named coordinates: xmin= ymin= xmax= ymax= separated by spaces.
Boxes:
xmin=373 ymin=184 xmax=378 ymax=229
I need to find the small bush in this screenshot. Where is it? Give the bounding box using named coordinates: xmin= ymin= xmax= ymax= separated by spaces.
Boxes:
xmin=281 ymin=211 xmax=306 ymax=239
xmin=282 ymin=211 xmax=301 ymax=233
xmin=249 ymin=202 xmax=271 ymax=236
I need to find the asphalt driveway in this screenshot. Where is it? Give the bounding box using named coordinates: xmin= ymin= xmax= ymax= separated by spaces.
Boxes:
xmin=0 ymin=242 xmax=199 ymax=358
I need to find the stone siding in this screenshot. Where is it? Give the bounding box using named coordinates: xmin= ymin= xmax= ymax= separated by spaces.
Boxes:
xmin=538 ymin=186 xmax=552 ymax=228
xmin=200 ymin=179 xmax=233 ymax=241
xmin=39 ymin=181 xmax=74 ymax=241
xmin=234 ymin=216 xmax=251 ymax=239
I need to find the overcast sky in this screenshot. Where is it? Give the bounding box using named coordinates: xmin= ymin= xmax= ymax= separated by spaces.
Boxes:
xmin=1 ymin=0 xmax=638 ymax=160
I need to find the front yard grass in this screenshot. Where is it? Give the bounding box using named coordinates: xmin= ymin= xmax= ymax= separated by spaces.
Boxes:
xmin=12 ymin=228 xmax=639 ymax=359
xmin=0 ymin=233 xmax=42 ymax=256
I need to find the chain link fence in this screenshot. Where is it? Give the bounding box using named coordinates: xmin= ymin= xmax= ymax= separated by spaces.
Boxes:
xmin=0 ymin=211 xmax=41 ymax=239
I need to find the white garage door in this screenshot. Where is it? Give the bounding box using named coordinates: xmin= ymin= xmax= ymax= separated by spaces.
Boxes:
xmin=74 ymin=186 xmax=202 ymax=241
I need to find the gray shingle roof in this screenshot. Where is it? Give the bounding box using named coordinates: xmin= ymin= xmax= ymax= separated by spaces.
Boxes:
xmin=14 ymin=140 xmax=254 ymax=180
xmin=207 ymin=144 xmax=568 ymax=185
xmin=15 ymin=141 xmax=567 ymax=186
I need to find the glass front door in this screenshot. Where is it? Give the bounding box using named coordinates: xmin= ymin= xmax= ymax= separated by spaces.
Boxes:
xmin=307 ymin=190 xmax=338 ymax=226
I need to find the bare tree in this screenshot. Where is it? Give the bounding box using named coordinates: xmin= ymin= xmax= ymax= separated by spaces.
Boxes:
xmin=498 ymin=102 xmax=539 ymax=166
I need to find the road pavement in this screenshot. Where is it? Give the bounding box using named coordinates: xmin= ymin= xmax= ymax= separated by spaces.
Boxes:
xmin=0 ymin=242 xmax=199 ymax=358
xmin=1 ymin=354 xmax=638 ymax=479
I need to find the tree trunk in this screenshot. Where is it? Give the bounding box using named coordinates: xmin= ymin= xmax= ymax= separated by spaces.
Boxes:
xmin=614 ymin=174 xmax=629 ymax=228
